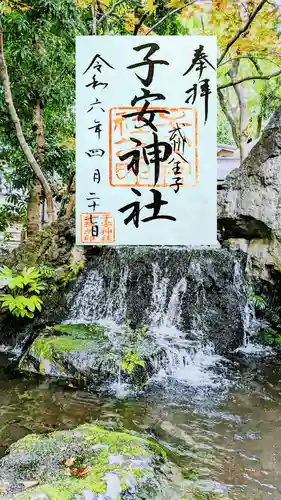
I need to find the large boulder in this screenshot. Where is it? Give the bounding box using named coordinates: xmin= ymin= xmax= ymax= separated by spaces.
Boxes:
xmin=0 ymin=424 xmax=230 ymax=499
xmin=218 ymin=106 xmax=281 ymax=283
xmin=0 ymin=424 xmax=169 ymax=499
xmin=19 ymin=323 xmax=166 ymax=389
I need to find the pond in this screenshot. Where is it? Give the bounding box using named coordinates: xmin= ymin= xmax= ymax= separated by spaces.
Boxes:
xmin=0 ymin=351 xmax=280 ymax=499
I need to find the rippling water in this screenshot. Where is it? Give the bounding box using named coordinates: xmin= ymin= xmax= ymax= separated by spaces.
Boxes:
xmin=0 ymin=354 xmax=281 ymax=499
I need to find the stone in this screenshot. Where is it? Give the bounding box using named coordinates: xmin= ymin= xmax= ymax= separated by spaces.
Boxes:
xmin=19 ymin=323 xmax=166 ymax=388
xmin=0 ymin=217 xmax=85 ymax=362
xmin=218 ymin=106 xmax=281 ymax=282
xmin=0 ymin=217 xmax=76 ymax=271
xmin=68 ymin=247 xmax=248 ymax=354
xmin=0 ymin=424 xmax=168 ymax=499
xmin=225 ymin=238 xmax=249 ymax=253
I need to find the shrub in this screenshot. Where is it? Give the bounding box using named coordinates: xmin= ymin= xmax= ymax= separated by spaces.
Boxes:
xmin=59 ymin=260 xmax=85 ymax=287
xmin=259 ymin=327 xmax=281 ymax=346
xmin=0 ymin=266 xmax=45 ymax=319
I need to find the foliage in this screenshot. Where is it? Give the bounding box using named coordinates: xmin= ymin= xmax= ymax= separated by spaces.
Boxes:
xmin=37 ymin=264 xmax=56 ymax=279
xmin=249 ymin=293 xmax=266 ymax=312
xmin=121 ymin=352 xmax=145 ymax=375
xmin=0 ymin=194 xmax=27 ymax=233
xmin=258 ymin=327 xmax=281 ymax=347
xmin=0 ymin=0 xmax=87 ymax=227
xmin=247 ymin=286 xmax=266 ymax=312
xmin=183 ymin=0 xmax=281 ymax=145
xmin=2 ymin=0 xmax=281 ymax=223
xmin=0 ymin=265 xmax=44 ymax=318
xmin=217 ymin=106 xmax=235 ymax=145
xmin=59 ymin=260 xmax=85 ymax=287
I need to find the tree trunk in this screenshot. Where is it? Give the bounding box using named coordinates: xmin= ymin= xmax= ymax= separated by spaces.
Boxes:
xmin=65 ymin=175 xmax=76 ymax=218
xmin=229 ymin=60 xmax=249 ymax=163
xmin=27 ymin=179 xmax=42 ymax=237
xmin=0 ymin=23 xmax=55 ymax=225
xmin=91 ymin=0 xmax=97 ymax=34
xmin=218 ymin=89 xmax=240 ymax=149
xmin=27 ymin=100 xmax=45 ymax=237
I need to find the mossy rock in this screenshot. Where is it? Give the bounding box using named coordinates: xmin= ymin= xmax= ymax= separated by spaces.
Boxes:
xmin=0 ymin=424 xmax=168 ymax=499
xmin=19 ymin=324 xmax=113 ymax=386
xmin=19 ymin=324 xmax=165 ymax=389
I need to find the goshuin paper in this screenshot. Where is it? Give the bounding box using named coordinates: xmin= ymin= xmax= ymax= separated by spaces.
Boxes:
xmin=76 ymin=36 xmax=217 ymax=246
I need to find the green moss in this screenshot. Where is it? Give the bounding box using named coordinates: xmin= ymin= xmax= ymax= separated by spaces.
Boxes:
xmin=27 ymin=323 xmax=108 ymax=364
xmin=10 ymin=434 xmax=42 ymax=452
xmin=31 ymin=336 xmax=89 ymax=361
xmin=53 ymin=323 xmax=106 ymax=340
xmin=6 ymin=424 xmax=162 ymax=500
xmin=37 ymin=467 xmax=107 ymax=499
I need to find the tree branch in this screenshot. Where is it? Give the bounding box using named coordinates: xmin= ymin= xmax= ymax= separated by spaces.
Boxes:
xmin=219 ymin=54 xmax=281 ymax=67
xmin=249 ymin=57 xmax=265 ymax=139
xmin=230 ymin=61 xmax=246 ymax=160
xmin=218 ymin=67 xmax=281 ymax=89
xmin=134 ymin=13 xmax=147 ymax=35
xmin=145 ymin=0 xmax=197 ymax=35
xmin=91 ymin=0 xmax=97 ymax=35
xmin=217 ymin=0 xmax=269 ymax=66
xmin=96 ymin=0 xmax=126 ymax=27
xmin=0 ymin=22 xmax=55 ymax=223
xmin=218 ymin=88 xmax=239 ymax=148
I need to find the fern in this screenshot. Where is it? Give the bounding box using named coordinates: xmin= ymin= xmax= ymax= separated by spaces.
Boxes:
xmin=248 ymin=288 xmax=266 ymax=312
xmin=37 ymin=265 xmax=56 ymax=279
xmin=59 ymin=260 xmax=85 ymax=287
xmin=251 ymin=295 xmax=266 ymax=311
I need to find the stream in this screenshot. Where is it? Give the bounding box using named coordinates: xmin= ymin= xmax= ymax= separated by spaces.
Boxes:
xmin=0 ymin=348 xmax=281 ymax=499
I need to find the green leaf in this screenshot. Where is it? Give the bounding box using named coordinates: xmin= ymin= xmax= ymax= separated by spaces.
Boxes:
xmin=127 ymin=363 xmax=134 ymax=375
xmin=121 ymin=360 xmax=129 ymax=371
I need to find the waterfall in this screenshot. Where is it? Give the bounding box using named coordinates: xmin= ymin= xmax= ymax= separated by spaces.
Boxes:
xmin=149 ymin=263 xmax=169 ymax=328
xmin=68 ymin=269 xmax=104 ymax=322
xmin=163 ymin=277 xmax=187 ymax=329
xmin=149 ymin=266 xmax=222 ymax=386
xmin=68 ymin=264 xmax=129 ymax=324
xmin=233 ymin=261 xmax=254 ymax=346
xmin=67 ymin=247 xmax=248 ymax=385
xmin=105 ymin=266 xmax=129 ymax=323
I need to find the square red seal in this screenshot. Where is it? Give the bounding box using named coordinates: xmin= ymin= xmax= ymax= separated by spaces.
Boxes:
xmin=80 ymin=212 xmax=115 ymax=244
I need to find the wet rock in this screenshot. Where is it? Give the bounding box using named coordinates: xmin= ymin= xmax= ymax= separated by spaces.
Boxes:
xmin=218 ymin=105 xmax=281 ymax=283
xmin=19 ymin=323 xmax=166 ymax=388
xmin=68 ymin=247 xmax=248 ymax=354
xmin=0 ymin=217 xmax=78 ymax=361
xmin=3 ymin=217 xmax=76 ymax=270
xmin=0 ymin=424 xmax=167 ymax=499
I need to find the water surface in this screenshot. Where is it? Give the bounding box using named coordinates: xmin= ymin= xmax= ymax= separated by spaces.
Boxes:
xmin=0 ymin=354 xmax=280 ymax=499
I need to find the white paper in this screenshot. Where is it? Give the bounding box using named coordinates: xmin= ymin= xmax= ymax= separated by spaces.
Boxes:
xmin=76 ymin=36 xmax=217 ymax=246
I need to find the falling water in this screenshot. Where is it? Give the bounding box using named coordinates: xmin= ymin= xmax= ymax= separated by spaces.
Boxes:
xmin=66 ymin=247 xmax=249 ymax=387
xmin=106 ymin=266 xmax=129 ymax=323
xmin=68 ymin=269 xmax=105 ymax=322
xmin=68 ymin=265 xmax=129 ymax=323
xmin=149 ymin=263 xmax=169 ymax=328
xmin=148 ymin=261 xmax=224 ymax=387
xmin=163 ymin=277 xmax=187 ymax=329
xmin=233 ymin=261 xmax=254 ymax=346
